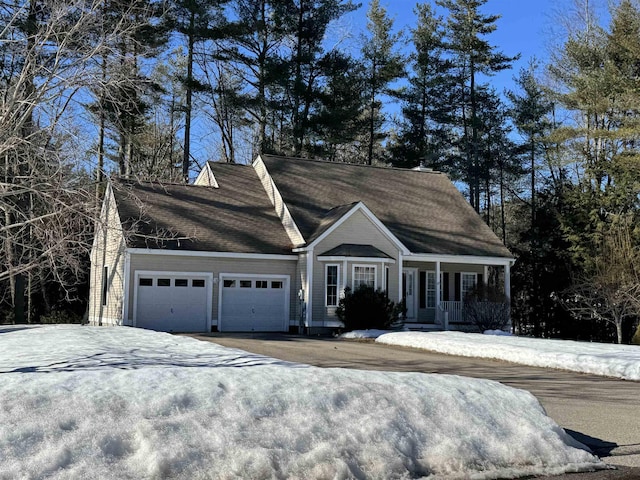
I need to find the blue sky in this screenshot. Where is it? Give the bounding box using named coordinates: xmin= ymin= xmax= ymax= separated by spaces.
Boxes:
xmin=343 ymin=0 xmax=560 ymax=95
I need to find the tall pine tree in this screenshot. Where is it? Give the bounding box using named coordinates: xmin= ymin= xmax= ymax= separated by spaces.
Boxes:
xmin=390 ymin=3 xmax=450 ymax=170
xmin=360 ymin=0 xmax=403 ymax=165
xmin=437 ymin=0 xmax=517 ymax=210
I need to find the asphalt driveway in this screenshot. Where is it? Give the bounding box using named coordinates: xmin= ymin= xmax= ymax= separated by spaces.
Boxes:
xmin=185 ymin=333 xmax=640 ymax=479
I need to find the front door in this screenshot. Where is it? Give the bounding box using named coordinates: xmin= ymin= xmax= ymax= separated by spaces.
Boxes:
xmin=402 ymin=268 xmax=417 ymax=320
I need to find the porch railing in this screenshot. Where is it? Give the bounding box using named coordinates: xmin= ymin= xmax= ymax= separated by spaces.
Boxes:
xmin=437 ymin=301 xmax=509 ymax=330
xmin=438 ymin=301 xmax=463 ymax=325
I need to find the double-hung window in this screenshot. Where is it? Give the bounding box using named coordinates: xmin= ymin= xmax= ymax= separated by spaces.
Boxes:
xmin=421 ymin=271 xmax=445 ymax=308
xmin=461 ymin=273 xmax=477 ymax=301
xmin=426 ymin=271 xmax=436 ymax=308
xmin=326 ymin=265 xmax=339 ymax=306
xmin=353 ymin=265 xmax=376 ymax=290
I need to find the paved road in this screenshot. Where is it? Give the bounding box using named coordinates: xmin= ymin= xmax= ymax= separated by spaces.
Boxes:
xmin=186 ymin=333 xmax=640 ymax=479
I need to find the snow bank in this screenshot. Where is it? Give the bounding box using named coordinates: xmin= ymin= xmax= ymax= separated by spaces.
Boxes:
xmin=339 ymin=329 xmax=391 ymax=339
xmin=377 ymin=331 xmax=640 ymax=381
xmin=484 ymin=329 xmax=512 ymax=336
xmin=0 ymin=326 xmax=604 ymax=479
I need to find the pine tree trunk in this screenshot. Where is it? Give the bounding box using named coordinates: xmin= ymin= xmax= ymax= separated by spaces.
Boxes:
xmin=183 ymin=11 xmax=195 ymax=183
xmin=470 ymin=60 xmax=480 ymax=213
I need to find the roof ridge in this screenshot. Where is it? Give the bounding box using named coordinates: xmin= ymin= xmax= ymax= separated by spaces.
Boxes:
xmin=260 ymin=154 xmax=444 ymax=175
xmin=207 ymin=161 xmax=251 ymax=167
xmin=324 ymin=201 xmax=360 ymax=215
xmin=113 ymin=178 xmax=217 ymax=188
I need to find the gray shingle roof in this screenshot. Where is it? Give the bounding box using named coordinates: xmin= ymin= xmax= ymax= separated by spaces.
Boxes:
xmin=112 ymin=164 xmax=293 ymax=254
xmin=260 ymin=154 xmax=512 ymax=258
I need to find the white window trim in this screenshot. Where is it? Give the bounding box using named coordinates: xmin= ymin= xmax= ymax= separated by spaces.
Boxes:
xmin=325 ymin=264 xmax=340 ymax=307
xmin=352 ymin=264 xmax=378 ymax=290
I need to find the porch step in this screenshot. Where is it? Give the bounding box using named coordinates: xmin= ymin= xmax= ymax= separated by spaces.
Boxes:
xmin=403 ymin=323 xmax=444 ymax=332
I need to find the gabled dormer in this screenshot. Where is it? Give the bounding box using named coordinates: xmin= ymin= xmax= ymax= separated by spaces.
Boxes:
xmin=193 ymin=162 xmax=219 ymax=187
xmin=252 ymin=154 xmax=306 ymax=248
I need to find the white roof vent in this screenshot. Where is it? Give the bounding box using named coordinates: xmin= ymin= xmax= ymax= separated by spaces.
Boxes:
xmin=412 ymin=161 xmax=433 ymax=172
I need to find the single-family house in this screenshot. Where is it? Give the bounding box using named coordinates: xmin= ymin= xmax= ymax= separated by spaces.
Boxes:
xmin=89 ymin=154 xmax=514 ymax=333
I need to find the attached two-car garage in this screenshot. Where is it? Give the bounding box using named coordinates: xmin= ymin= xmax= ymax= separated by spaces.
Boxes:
xmin=133 ymin=271 xmax=289 ymax=333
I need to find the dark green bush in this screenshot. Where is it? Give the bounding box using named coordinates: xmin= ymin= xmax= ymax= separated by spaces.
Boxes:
xmin=336 ymin=285 xmax=403 ymax=331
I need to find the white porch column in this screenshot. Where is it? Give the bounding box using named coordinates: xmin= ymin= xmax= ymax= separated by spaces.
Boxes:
xmin=342 ymin=259 xmax=348 ymax=296
xmin=504 ymin=262 xmax=511 ymax=300
xmin=397 ymin=251 xmax=404 ymax=302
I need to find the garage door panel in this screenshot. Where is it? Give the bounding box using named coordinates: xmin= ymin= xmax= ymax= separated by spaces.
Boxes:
xmin=220 ymin=276 xmax=287 ymax=332
xmin=136 ymin=275 xmax=209 ymax=333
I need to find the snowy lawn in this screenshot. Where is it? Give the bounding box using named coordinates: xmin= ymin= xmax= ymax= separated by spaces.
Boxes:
xmin=376 ymin=331 xmax=640 ymax=381
xmin=0 ymin=325 xmax=605 ymax=479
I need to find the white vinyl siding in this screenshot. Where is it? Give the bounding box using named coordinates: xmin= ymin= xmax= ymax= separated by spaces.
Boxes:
xmin=89 ymin=186 xmax=126 ymax=326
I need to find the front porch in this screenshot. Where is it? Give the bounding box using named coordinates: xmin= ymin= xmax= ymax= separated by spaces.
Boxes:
xmin=400 ymin=255 xmax=513 ymax=331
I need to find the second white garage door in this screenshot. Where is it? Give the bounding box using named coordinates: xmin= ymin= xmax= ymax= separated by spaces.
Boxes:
xmin=219 ymin=275 xmax=289 ymax=332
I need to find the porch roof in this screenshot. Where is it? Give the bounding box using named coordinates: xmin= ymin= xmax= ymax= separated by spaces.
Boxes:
xmin=318 ymin=243 xmax=393 ymax=259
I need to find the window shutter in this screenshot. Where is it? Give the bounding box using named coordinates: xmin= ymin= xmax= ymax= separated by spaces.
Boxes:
xmin=419 ymin=271 xmax=426 ymax=309
xmin=454 ymin=272 xmax=461 ymax=301
xmin=443 ymin=272 xmax=449 ymax=301
xmin=477 ymin=273 xmax=483 ymax=285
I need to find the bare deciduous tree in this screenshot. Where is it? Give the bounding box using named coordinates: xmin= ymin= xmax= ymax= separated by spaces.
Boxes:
xmin=0 ymin=0 xmax=160 ymax=322
xmin=559 ymin=218 xmax=640 ymax=343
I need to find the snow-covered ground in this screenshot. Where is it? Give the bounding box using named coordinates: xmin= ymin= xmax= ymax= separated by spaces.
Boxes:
xmin=0 ymin=325 xmax=605 ymax=479
xmin=375 ymin=331 xmax=640 ymax=381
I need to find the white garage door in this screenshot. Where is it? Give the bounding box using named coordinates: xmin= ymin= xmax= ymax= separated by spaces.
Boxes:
xmin=135 ymin=273 xmax=210 ymax=332
xmin=220 ymin=276 xmax=288 ymax=332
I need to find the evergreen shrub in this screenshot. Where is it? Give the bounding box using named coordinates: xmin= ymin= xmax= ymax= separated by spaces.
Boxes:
xmin=336 ymin=285 xmax=403 ymax=331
